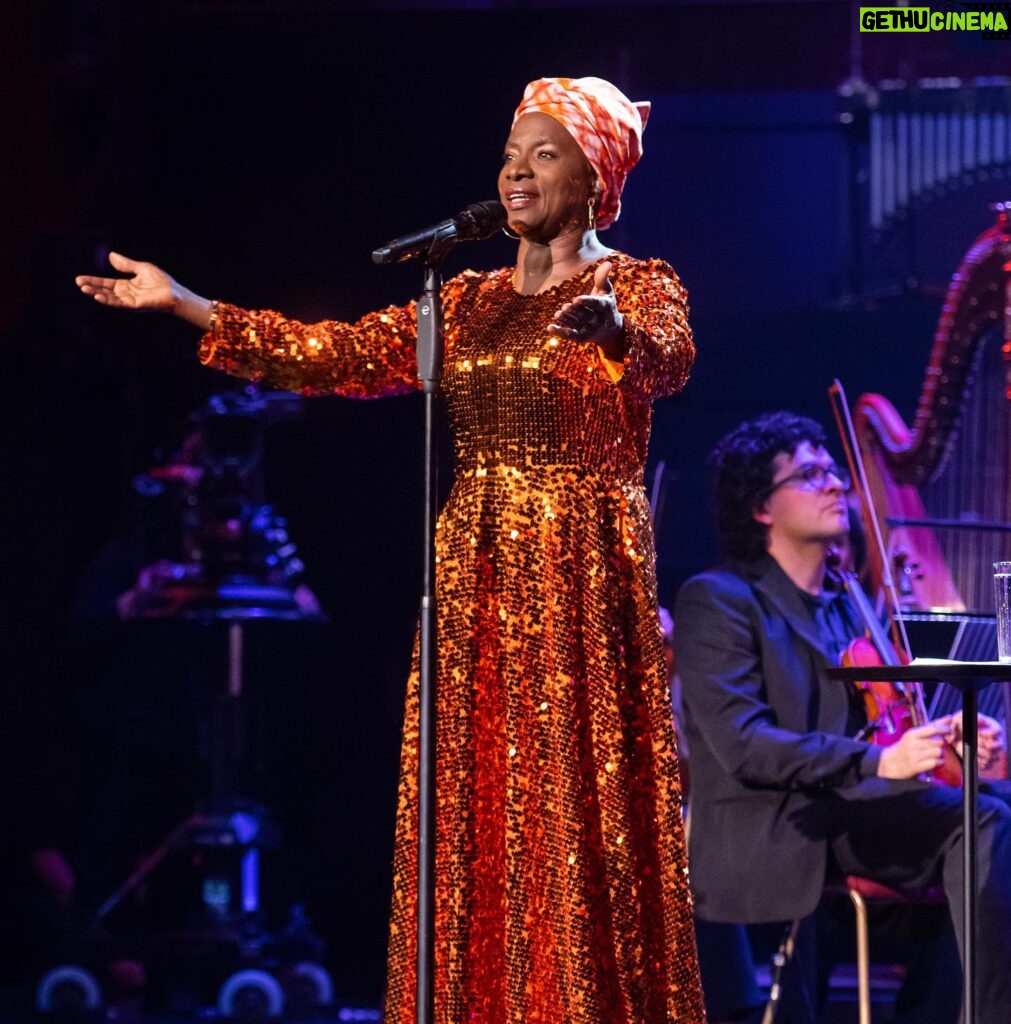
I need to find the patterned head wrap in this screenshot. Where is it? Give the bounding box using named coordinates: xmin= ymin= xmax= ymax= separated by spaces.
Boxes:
xmin=512 ymin=76 xmax=650 ymax=230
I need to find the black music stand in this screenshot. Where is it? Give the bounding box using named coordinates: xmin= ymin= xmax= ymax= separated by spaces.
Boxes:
xmin=827 ymin=659 xmax=1011 ymax=1024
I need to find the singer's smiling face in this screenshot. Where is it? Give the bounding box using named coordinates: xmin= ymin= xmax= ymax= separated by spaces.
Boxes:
xmin=499 ymin=112 xmax=597 ymax=242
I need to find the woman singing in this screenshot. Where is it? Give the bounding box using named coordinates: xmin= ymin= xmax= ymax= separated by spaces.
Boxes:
xmin=76 ymin=75 xmax=705 ymax=1024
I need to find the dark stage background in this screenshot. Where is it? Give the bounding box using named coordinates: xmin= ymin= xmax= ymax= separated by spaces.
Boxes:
xmin=1 ymin=0 xmax=1009 ymax=1011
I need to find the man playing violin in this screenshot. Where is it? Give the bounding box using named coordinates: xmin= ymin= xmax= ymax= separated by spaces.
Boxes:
xmin=675 ymin=410 xmax=1011 ymax=1023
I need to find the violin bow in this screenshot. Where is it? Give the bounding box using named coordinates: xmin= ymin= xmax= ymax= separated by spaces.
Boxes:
xmin=828 ymin=378 xmax=914 ymax=662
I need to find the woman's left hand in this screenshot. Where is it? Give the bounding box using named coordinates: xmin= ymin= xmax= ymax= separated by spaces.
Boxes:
xmin=549 ymin=261 xmax=625 ymax=359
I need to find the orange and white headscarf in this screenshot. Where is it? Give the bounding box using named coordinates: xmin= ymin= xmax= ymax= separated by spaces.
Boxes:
xmin=512 ymin=76 xmax=651 ymax=231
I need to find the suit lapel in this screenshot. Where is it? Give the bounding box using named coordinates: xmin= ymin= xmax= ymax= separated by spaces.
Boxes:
xmin=745 ymin=556 xmax=831 ymax=660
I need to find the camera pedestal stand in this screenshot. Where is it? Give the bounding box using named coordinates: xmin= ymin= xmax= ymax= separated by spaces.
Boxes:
xmin=96 ymin=611 xmax=284 ymax=926
xmin=90 ymin=604 xmax=330 ymax=1014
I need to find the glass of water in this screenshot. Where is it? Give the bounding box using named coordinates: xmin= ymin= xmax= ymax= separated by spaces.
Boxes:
xmin=995 ymin=561 xmax=1011 ymax=662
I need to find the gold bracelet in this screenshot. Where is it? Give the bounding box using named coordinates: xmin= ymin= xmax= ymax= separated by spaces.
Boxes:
xmin=208 ymin=299 xmax=220 ymax=333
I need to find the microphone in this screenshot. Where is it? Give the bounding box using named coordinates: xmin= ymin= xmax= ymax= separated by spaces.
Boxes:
xmin=372 ymin=200 xmax=507 ymax=265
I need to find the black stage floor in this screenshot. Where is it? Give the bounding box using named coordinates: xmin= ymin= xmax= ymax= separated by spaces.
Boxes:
xmin=0 ymin=971 xmax=903 ymax=1024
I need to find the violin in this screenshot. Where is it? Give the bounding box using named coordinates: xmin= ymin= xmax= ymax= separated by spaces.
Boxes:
xmin=828 ymin=556 xmax=963 ymax=787
xmin=827 ymin=378 xmax=964 ymax=787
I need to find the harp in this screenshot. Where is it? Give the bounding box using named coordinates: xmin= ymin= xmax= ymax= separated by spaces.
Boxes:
xmin=852 ymin=201 xmax=1011 ymax=721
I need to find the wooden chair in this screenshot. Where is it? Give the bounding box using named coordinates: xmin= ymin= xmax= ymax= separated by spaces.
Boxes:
xmin=761 ymin=876 xmax=946 ymax=1024
xmin=836 ymin=875 xmax=946 ymax=1024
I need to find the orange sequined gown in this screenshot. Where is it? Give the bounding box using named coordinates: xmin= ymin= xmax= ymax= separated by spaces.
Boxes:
xmin=199 ymin=252 xmax=705 ymax=1024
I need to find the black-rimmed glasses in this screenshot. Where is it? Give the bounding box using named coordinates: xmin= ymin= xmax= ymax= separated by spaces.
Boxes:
xmin=765 ymin=462 xmax=852 ymax=496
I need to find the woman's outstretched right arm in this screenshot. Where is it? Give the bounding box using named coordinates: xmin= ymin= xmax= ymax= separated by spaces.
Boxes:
xmin=75 ymin=251 xmax=423 ymax=398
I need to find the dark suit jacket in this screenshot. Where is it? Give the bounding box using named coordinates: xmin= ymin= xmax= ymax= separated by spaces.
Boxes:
xmin=675 ymin=555 xmax=883 ymax=923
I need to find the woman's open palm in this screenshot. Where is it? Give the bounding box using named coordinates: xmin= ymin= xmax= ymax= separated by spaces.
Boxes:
xmin=75 ymin=252 xmax=178 ymax=312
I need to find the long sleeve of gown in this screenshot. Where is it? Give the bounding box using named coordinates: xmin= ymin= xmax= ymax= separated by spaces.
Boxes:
xmin=609 ymin=256 xmax=694 ymax=401
xmin=197 ymin=297 xmax=421 ymax=398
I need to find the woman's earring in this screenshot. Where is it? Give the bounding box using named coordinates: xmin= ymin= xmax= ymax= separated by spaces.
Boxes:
xmin=587 ymin=196 xmax=597 ymax=231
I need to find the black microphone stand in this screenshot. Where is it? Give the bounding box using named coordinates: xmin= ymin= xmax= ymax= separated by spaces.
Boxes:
xmin=413 ymin=232 xmax=454 ymax=1024
xmin=374 ymin=204 xmax=503 ymax=1024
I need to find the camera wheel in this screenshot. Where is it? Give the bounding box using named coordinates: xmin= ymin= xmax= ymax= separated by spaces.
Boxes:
xmin=36 ymin=965 xmax=102 ymax=1013
xmin=217 ymin=968 xmax=284 ymax=1018
xmin=278 ymin=960 xmax=334 ymax=1012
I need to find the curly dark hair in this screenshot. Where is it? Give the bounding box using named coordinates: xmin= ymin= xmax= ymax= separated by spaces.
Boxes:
xmin=711 ymin=411 xmax=827 ymax=561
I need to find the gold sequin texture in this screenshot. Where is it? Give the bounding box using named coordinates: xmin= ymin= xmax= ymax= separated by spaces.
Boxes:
xmin=198 ymin=254 xmax=704 ymax=1023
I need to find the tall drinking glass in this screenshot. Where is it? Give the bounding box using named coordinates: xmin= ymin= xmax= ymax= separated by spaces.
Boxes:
xmin=994 ymin=561 xmax=1011 ymax=662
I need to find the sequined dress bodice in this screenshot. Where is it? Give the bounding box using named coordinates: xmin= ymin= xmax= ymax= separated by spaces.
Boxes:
xmin=442 ymin=267 xmax=650 ymax=481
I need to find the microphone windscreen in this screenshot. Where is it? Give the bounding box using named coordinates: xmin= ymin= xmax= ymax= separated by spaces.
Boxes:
xmin=458 ymin=200 xmax=507 ymax=240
